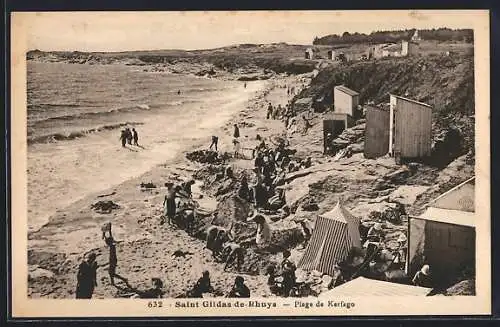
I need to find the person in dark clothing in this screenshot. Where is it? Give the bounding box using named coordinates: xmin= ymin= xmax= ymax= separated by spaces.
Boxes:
xmin=233 ymin=124 xmax=240 ymax=138
xmin=225 ymin=165 xmax=234 ymax=179
xmin=222 ymin=242 xmax=245 ymax=271
xmin=280 ymin=250 xmax=296 ymax=297
xmin=163 ymin=183 xmax=177 ymax=225
xmin=412 ymin=265 xmax=433 ymax=288
xmin=302 ymin=116 xmax=312 ymax=135
xmin=254 ymin=152 xmax=264 ymax=172
xmin=237 ymin=176 xmax=250 ymax=201
xmin=104 ymin=236 xmax=128 ymax=286
xmin=125 ymin=128 xmax=133 ymax=145
xmin=132 ymin=128 xmax=139 ymax=146
xmin=181 ymin=180 xmax=195 ymax=198
xmin=266 ymin=103 xmax=273 ymax=119
xmin=227 ymin=276 xmax=250 ymax=298
xmin=262 ymin=161 xmax=274 ymax=187
xmin=189 ymin=271 xmax=214 ymax=298
xmin=265 ymin=265 xmax=277 ymax=286
xmin=120 ymin=130 xmax=127 ymax=147
xmin=177 ymin=90 xmax=181 ymax=95
xmin=76 ymin=252 xmax=98 ymax=299
xmin=209 ymin=136 xmax=219 ymax=152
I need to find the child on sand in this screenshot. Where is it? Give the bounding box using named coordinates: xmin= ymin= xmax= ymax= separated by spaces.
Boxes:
xmin=227 ymin=276 xmax=250 ymax=298
xmin=104 ymin=236 xmax=129 ymax=286
xmin=189 ymin=271 xmax=214 ymax=298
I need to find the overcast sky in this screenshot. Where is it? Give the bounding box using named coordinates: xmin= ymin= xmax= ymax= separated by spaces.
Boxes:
xmin=15 ymin=10 xmax=480 ymax=52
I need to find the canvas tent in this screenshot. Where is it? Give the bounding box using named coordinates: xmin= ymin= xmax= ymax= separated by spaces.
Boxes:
xmin=319 ymin=277 xmax=432 ymax=297
xmin=298 ymin=202 xmax=361 ymax=276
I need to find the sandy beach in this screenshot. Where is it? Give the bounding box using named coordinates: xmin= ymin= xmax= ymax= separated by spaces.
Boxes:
xmin=28 ymin=72 xmax=308 ymax=298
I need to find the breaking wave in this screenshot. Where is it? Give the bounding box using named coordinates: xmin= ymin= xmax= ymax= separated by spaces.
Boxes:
xmin=28 ymin=121 xmax=145 ymax=145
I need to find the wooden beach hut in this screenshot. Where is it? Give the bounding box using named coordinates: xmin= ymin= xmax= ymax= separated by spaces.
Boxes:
xmin=334 ymin=85 xmax=359 ymax=117
xmin=389 ymin=94 xmax=432 ymax=162
xmin=407 ymin=178 xmax=475 ymax=286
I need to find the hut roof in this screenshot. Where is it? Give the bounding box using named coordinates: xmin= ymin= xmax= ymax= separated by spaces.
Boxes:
xmin=416 ymin=207 xmax=475 ymax=228
xmin=389 ymin=94 xmax=432 ymax=108
xmin=319 ymin=277 xmax=432 ymax=297
xmin=335 ymin=85 xmax=359 ymax=97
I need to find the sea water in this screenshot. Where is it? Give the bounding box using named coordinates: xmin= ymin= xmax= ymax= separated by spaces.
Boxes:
xmin=27 ymin=61 xmax=261 ymax=232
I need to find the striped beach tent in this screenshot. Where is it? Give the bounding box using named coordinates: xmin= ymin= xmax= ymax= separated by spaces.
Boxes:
xmin=298 ymin=201 xmax=361 ymax=276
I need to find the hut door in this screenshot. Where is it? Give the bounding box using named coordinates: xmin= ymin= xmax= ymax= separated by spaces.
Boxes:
xmin=364 ymin=108 xmax=390 ymax=159
xmin=323 ymin=120 xmax=346 ymax=154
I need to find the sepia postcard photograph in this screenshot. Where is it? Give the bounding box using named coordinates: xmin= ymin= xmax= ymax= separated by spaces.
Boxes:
xmin=10 ymin=10 xmax=491 ymax=318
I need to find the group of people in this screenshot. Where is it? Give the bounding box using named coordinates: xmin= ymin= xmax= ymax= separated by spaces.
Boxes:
xmin=162 ymin=180 xmax=197 ymax=228
xmin=119 ymin=127 xmax=139 ymax=147
xmin=265 ymin=249 xmax=298 ymax=297
xmin=329 ymin=218 xmax=434 ymax=290
xmin=206 ymin=221 xmax=245 ymax=270
xmin=266 ymin=102 xmax=295 ymax=123
xmin=187 ymin=270 xmax=250 ymax=298
xmin=209 ymin=124 xmax=242 ymax=157
xmin=241 ymin=138 xmax=299 ymax=212
xmin=75 ymin=222 xmax=165 ymax=299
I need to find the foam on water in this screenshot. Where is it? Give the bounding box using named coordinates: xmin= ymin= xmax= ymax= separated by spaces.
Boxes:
xmin=27 ymin=61 xmax=265 ymax=233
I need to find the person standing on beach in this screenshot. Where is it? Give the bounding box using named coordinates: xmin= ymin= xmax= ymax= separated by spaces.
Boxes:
xmin=233 ymin=124 xmax=240 ymax=139
xmin=163 ymin=182 xmax=177 ymax=225
xmin=280 ymin=249 xmax=297 ymax=297
xmin=104 ymin=236 xmax=129 ymax=286
xmin=120 ymin=129 xmax=127 ymax=147
xmin=75 ymin=252 xmax=98 ymax=299
xmin=132 ymin=128 xmax=139 ymax=146
xmin=209 ymin=135 xmax=219 ymax=152
xmin=233 ymin=139 xmax=241 ymax=159
xmin=127 ymin=128 xmax=134 ymax=145
xmin=267 ymin=103 xmax=273 ymax=119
